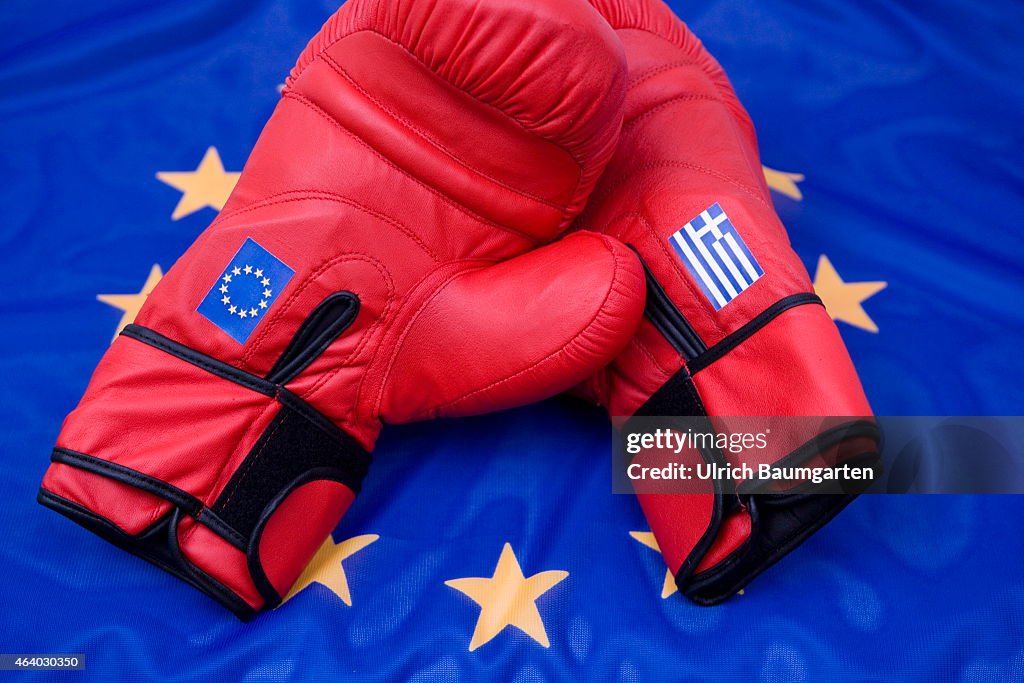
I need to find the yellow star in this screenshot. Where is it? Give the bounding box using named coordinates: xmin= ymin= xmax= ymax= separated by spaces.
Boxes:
xmin=629 ymin=531 xmax=678 ymax=599
xmin=97 ymin=264 xmax=163 ymax=340
xmin=812 ymin=255 xmax=887 ymax=333
xmin=156 ymin=147 xmax=240 ymax=220
xmin=282 ymin=534 xmax=378 ymax=607
xmin=445 ymin=543 xmax=568 ymax=651
xmin=762 ymin=165 xmax=805 ymax=201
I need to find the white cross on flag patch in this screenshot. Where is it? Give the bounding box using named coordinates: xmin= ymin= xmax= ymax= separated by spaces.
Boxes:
xmin=668 ymin=203 xmax=764 ymax=310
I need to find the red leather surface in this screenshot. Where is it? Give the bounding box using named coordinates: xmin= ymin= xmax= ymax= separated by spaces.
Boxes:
xmin=41 ymin=0 xmax=646 ymax=613
xmin=637 ymin=493 xmax=715 ymax=576
xmin=130 ymin=0 xmax=642 ymax=449
xmin=694 ymin=307 xmax=872 ymax=422
xmin=42 ymin=463 xmax=171 ymax=537
xmin=287 ymin=0 xmax=627 ymax=229
xmin=695 ymin=510 xmax=751 ymax=573
xmin=56 ymin=336 xmax=281 ymax=508
xmin=380 ymin=232 xmax=645 ymax=421
xmin=258 ymin=481 xmax=356 ymax=598
xmin=581 ymin=0 xmax=876 ymax=592
xmin=632 ymin=440 xmax=712 ymax=575
xmin=177 ymin=516 xmax=264 ymax=610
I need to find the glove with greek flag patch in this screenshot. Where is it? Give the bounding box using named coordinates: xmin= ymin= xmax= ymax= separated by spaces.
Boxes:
xmin=574 ymin=0 xmax=881 ymax=604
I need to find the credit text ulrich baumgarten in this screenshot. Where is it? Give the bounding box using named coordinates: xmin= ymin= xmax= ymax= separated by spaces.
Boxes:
xmin=624 ymin=428 xmax=876 ymax=484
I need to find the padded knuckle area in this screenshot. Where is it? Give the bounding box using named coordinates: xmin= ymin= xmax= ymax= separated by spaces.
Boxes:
xmin=381 ymin=235 xmax=644 ymax=421
xmin=288 ymin=0 xmax=628 ymax=229
xmin=589 ymin=0 xmax=753 ymax=134
xmin=287 ymin=31 xmax=576 ymax=239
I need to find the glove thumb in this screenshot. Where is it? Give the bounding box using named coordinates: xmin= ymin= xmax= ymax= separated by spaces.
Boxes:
xmin=380 ymin=232 xmax=645 ymax=421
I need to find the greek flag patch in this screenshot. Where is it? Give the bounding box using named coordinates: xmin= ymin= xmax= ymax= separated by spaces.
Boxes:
xmin=668 ymin=203 xmax=764 ymax=310
xmin=197 ymin=238 xmax=295 ymax=343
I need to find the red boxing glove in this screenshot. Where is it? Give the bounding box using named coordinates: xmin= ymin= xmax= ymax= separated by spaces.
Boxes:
xmin=577 ymin=0 xmax=880 ymax=603
xmin=39 ymin=0 xmax=645 ymax=619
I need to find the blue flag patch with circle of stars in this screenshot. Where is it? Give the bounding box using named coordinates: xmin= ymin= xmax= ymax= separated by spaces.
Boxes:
xmin=197 ymin=238 xmax=295 ymax=343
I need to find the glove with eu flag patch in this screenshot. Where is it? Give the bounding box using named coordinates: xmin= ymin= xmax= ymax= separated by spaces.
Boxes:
xmin=573 ymin=0 xmax=881 ymax=604
xmin=39 ymin=0 xmax=646 ymax=619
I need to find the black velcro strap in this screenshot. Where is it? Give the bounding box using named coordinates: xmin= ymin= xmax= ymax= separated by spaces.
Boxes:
xmin=683 ymin=489 xmax=866 ymax=606
xmin=634 ymin=366 xmax=708 ymax=418
xmin=624 ymin=368 xmax=732 ymax=582
xmin=210 ymin=399 xmax=370 ymax=542
xmin=120 ymin=321 xmax=372 ymax=545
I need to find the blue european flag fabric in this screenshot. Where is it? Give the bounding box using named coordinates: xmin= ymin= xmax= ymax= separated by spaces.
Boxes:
xmin=196 ymin=238 xmax=294 ymax=343
xmin=2 ymin=0 xmax=1023 ymax=681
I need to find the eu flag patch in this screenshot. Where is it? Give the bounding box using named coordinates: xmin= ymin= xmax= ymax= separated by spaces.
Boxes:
xmin=197 ymin=238 xmax=295 ymax=343
xmin=668 ymin=203 xmax=764 ymax=311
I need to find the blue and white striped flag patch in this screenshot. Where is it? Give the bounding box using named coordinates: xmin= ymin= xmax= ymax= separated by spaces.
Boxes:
xmin=668 ymin=203 xmax=764 ymax=310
